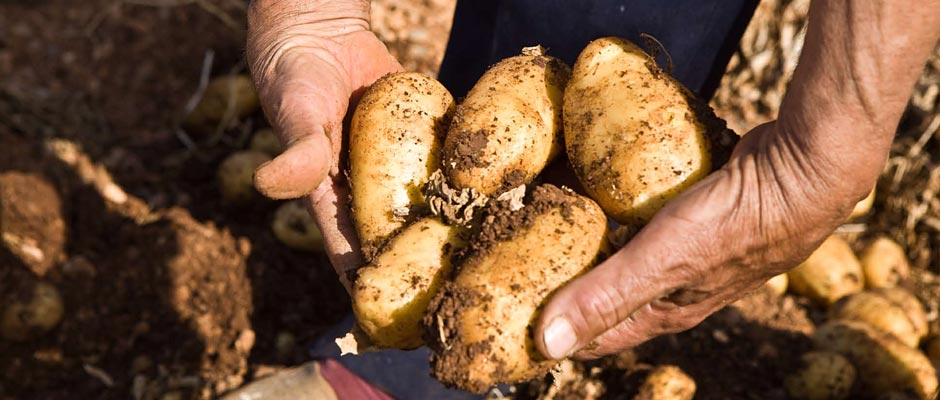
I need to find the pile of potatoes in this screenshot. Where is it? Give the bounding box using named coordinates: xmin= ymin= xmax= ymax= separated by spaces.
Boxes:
xmin=777 ymin=234 xmax=939 ymax=400
xmin=346 ymin=37 xmax=734 ymax=393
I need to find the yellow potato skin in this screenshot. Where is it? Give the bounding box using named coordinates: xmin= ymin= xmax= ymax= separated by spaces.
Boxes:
xmin=860 ymin=236 xmax=910 ymax=289
xmin=428 ymin=186 xmax=609 ymax=393
xmin=352 ymin=217 xmax=465 ymax=349
xmin=784 ymin=351 xmax=856 ymax=400
xmin=443 ymin=49 xmax=570 ymax=195
xmin=636 ymin=365 xmax=697 ymax=400
xmin=829 ymin=289 xmax=927 ymax=348
xmin=350 ymin=72 xmax=455 ymax=250
xmin=564 ymin=37 xmax=726 ymax=224
xmin=814 ymin=320 xmax=938 ymax=399
xmin=788 ymin=236 xmax=864 ymax=305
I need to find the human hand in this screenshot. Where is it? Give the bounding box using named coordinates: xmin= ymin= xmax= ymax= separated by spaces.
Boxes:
xmin=534 ymin=0 xmax=940 ymax=360
xmin=246 ymin=0 xmax=402 ymax=290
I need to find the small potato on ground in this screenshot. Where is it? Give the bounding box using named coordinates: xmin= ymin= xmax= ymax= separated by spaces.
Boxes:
xmin=829 ymin=289 xmax=927 ymax=347
xmin=219 ymin=150 xmax=272 ymax=204
xmin=635 ymin=365 xmax=696 ymax=400
xmin=813 ymin=320 xmax=937 ymax=399
xmin=859 ymin=236 xmax=911 ymax=289
xmin=249 ymin=128 xmax=282 ymax=156
xmin=184 ymin=74 xmax=260 ymax=134
xmin=1 ymin=281 xmax=65 ymax=341
xmin=784 ymin=351 xmax=856 ymax=400
xmin=788 ymin=235 xmax=864 ymax=305
xmin=271 ymin=201 xmax=323 ymax=252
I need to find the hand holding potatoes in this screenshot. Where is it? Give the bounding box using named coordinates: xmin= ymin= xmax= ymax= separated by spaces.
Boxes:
xmin=247 ymin=3 xmax=403 ymax=281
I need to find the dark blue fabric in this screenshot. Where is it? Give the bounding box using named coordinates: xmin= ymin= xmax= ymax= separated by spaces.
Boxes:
xmin=438 ymin=0 xmax=758 ymax=99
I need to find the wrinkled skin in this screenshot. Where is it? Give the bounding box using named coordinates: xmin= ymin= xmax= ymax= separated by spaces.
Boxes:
xmin=247 ymin=0 xmax=940 ymax=360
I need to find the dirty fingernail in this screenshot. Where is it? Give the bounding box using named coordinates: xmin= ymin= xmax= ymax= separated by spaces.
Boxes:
xmin=543 ymin=317 xmax=577 ymax=359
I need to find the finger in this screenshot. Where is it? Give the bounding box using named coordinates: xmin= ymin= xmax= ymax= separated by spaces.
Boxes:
xmin=305 ymin=173 xmax=362 ymax=293
xmin=255 ymin=131 xmax=333 ymax=199
xmin=570 ymin=294 xmax=720 ymax=360
xmin=536 ymin=171 xmax=739 ymax=360
xmin=253 ymin=52 xmax=351 ymax=199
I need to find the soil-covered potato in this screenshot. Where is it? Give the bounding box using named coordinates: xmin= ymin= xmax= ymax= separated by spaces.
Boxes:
xmin=218 ymin=150 xmax=272 ymax=204
xmin=813 ymin=320 xmax=938 ymax=399
xmin=830 ymin=289 xmax=927 ymax=348
xmin=788 ymin=236 xmax=864 ymax=305
xmin=271 ymin=201 xmax=323 ymax=252
xmin=426 ymin=185 xmax=609 ymax=393
xmin=249 ymin=128 xmax=281 ymax=156
xmin=350 ymin=72 xmax=455 ymax=251
xmin=763 ymin=273 xmax=789 ymax=297
xmin=784 ymin=351 xmax=856 ymax=400
xmin=1 ymin=281 xmax=64 ymax=341
xmin=859 ymin=236 xmax=911 ymax=289
xmin=352 ymin=217 xmax=466 ymax=349
xmin=635 ymin=365 xmax=696 ymax=400
xmin=443 ymin=46 xmax=570 ymax=196
xmin=563 ymin=37 xmax=734 ymax=225
xmin=184 ymin=75 xmax=260 ymax=134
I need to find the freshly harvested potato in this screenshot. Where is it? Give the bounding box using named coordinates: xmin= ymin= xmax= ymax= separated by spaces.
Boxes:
xmin=184 ymin=75 xmax=260 ymax=133
xmin=350 ymin=72 xmax=455 ymax=251
xmin=860 ymin=236 xmax=911 ymax=289
xmin=443 ymin=46 xmax=570 ymax=195
xmin=249 ymin=128 xmax=281 ymax=156
xmin=352 ymin=217 xmax=466 ymax=349
xmin=763 ymin=273 xmax=789 ymax=297
xmin=784 ymin=351 xmax=856 ymax=400
xmin=849 ymin=187 xmax=875 ymax=219
xmin=830 ymin=289 xmax=927 ymax=347
xmin=563 ymin=37 xmax=734 ymax=225
xmin=1 ymin=281 xmax=64 ymax=341
xmin=813 ymin=320 xmax=938 ymax=399
xmin=788 ymin=236 xmax=864 ymax=305
xmin=635 ymin=365 xmax=696 ymax=400
xmin=271 ymin=201 xmax=323 ymax=252
xmin=426 ymin=185 xmax=609 ymax=393
xmin=219 ymin=150 xmax=272 ymax=204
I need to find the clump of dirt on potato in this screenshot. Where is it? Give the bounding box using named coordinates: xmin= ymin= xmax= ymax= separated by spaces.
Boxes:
xmin=425 ymin=184 xmax=609 ymax=393
xmin=423 ymin=169 xmax=490 ymax=227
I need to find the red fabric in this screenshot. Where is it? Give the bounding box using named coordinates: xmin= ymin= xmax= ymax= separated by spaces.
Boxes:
xmin=318 ymin=359 xmax=396 ymax=400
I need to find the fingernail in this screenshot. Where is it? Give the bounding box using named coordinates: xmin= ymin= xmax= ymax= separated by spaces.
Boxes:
xmin=543 ymin=317 xmax=577 ymax=359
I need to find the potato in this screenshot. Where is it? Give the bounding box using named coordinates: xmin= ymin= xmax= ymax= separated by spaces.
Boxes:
xmin=860 ymin=236 xmax=910 ymax=289
xmin=784 ymin=351 xmax=856 ymax=400
xmin=788 ymin=236 xmax=864 ymax=305
xmin=352 ymin=217 xmax=466 ymax=349
xmin=350 ymin=72 xmax=455 ymax=251
xmin=218 ymin=150 xmax=272 ymax=204
xmin=184 ymin=75 xmax=260 ymax=133
xmin=763 ymin=273 xmax=789 ymax=297
xmin=635 ymin=365 xmax=696 ymax=400
xmin=563 ymin=37 xmax=734 ymax=225
xmin=271 ymin=201 xmax=323 ymax=252
xmin=249 ymin=128 xmax=281 ymax=156
xmin=849 ymin=187 xmax=875 ymax=219
xmin=426 ymin=185 xmax=609 ymax=393
xmin=442 ymin=46 xmax=570 ymax=195
xmin=1 ymin=281 xmax=64 ymax=341
xmin=813 ymin=320 xmax=938 ymax=399
xmin=830 ymin=289 xmax=927 ymax=347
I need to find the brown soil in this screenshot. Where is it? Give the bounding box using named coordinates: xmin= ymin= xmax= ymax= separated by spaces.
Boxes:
xmin=1 ymin=0 xmax=938 ymax=399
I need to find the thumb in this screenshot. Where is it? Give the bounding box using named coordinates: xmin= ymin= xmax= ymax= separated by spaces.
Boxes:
xmin=252 ymin=54 xmax=352 ymax=199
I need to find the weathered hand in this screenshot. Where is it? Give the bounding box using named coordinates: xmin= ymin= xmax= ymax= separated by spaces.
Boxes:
xmin=246 ymin=0 xmax=402 ymax=290
xmin=535 ymin=0 xmax=940 ymax=360
xmin=535 ymin=120 xmax=864 ymax=360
